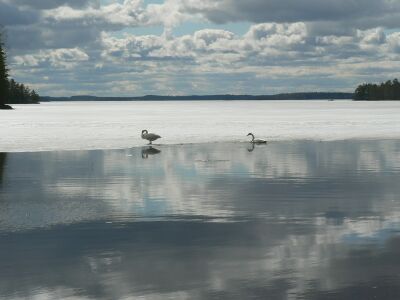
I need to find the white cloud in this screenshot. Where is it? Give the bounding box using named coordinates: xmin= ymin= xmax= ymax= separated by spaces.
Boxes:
xmin=386 ymin=32 xmax=400 ymax=53
xmin=14 ymin=48 xmax=89 ymax=69
xmin=2 ymin=0 xmax=400 ymax=96
xmin=99 ymin=24 xmax=400 ymax=67
xmin=44 ymin=0 xmax=143 ymax=24
xmin=357 ymin=28 xmax=386 ymax=45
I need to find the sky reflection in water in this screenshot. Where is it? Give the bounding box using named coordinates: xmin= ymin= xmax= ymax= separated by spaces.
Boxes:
xmin=1 ymin=140 xmax=400 ymax=299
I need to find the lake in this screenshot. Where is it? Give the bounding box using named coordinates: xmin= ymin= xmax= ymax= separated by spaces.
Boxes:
xmin=2 ymin=101 xmax=400 ymax=152
xmin=1 ymin=140 xmax=400 ymax=299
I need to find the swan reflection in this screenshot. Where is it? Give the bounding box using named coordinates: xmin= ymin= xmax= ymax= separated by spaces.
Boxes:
xmin=141 ymin=146 xmax=161 ymax=159
xmin=247 ymin=142 xmax=267 ymax=152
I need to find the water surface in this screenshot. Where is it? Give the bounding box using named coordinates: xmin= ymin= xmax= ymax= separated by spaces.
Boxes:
xmin=2 ymin=101 xmax=400 ymax=152
xmin=1 ymin=140 xmax=400 ymax=299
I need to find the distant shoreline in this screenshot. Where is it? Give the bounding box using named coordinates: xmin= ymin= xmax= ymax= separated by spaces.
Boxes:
xmin=41 ymin=92 xmax=353 ymax=102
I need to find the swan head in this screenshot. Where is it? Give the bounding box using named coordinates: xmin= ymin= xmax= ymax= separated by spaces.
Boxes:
xmin=247 ymin=133 xmax=255 ymax=142
xmin=247 ymin=133 xmax=254 ymax=138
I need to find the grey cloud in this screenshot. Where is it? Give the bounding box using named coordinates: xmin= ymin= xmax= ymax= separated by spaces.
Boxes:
xmin=2 ymin=0 xmax=151 ymax=53
xmin=0 ymin=2 xmax=39 ymax=26
xmin=2 ymin=0 xmax=400 ymax=96
xmin=6 ymin=25 xmax=102 ymax=53
xmin=181 ymin=0 xmax=400 ymax=27
xmin=11 ymin=0 xmax=96 ymax=9
xmin=10 ymin=23 xmax=400 ymax=96
xmin=5 ymin=27 xmax=44 ymax=52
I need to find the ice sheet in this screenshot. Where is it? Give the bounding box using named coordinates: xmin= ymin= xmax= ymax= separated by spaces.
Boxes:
xmin=1 ymin=100 xmax=400 ymax=152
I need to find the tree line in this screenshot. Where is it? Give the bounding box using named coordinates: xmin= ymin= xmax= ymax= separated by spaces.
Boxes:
xmin=0 ymin=33 xmax=40 ymax=109
xmin=7 ymin=78 xmax=40 ymax=104
xmin=354 ymin=79 xmax=400 ymax=100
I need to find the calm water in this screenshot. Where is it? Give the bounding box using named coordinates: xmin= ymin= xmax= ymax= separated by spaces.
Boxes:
xmin=1 ymin=140 xmax=400 ymax=299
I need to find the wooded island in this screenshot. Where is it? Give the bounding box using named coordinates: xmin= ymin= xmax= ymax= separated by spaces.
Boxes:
xmin=354 ymin=79 xmax=400 ymax=100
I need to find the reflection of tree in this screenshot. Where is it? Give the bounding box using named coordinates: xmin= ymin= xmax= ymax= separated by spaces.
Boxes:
xmin=0 ymin=153 xmax=6 ymax=184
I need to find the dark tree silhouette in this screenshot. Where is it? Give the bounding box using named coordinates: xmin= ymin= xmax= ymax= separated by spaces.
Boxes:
xmin=0 ymin=32 xmax=40 ymax=107
xmin=5 ymin=81 xmax=40 ymax=104
xmin=0 ymin=33 xmax=9 ymax=107
xmin=354 ymin=79 xmax=400 ymax=100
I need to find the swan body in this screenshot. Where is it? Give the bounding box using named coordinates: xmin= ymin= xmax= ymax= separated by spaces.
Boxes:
xmin=247 ymin=133 xmax=267 ymax=144
xmin=141 ymin=130 xmax=161 ymax=144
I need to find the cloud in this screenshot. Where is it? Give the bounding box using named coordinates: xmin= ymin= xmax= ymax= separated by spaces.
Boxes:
xmin=14 ymin=48 xmax=89 ymax=68
xmin=386 ymin=32 xmax=400 ymax=53
xmin=179 ymin=0 xmax=400 ymax=28
xmin=2 ymin=0 xmax=400 ymax=96
xmin=43 ymin=0 xmax=148 ymax=27
xmin=8 ymin=21 xmax=400 ymax=96
xmin=0 ymin=1 xmax=39 ymax=26
xmin=100 ymin=24 xmax=400 ymax=67
xmin=3 ymin=0 xmax=167 ymax=52
xmin=41 ymin=0 xmax=193 ymax=33
xmin=8 ymin=0 xmax=96 ymax=9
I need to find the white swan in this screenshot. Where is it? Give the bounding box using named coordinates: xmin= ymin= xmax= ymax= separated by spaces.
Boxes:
xmin=247 ymin=133 xmax=267 ymax=144
xmin=141 ymin=130 xmax=161 ymax=144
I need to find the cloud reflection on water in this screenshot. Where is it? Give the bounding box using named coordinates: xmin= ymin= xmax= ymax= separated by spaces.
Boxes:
xmin=1 ymin=140 xmax=400 ymax=299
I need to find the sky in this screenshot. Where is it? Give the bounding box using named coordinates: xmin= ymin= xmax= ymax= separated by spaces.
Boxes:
xmin=1 ymin=0 xmax=400 ymax=96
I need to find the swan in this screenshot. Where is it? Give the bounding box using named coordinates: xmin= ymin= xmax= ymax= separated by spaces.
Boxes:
xmin=247 ymin=133 xmax=267 ymax=144
xmin=141 ymin=129 xmax=161 ymax=144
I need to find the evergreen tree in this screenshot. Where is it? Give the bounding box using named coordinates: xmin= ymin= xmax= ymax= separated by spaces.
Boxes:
xmin=0 ymin=34 xmax=9 ymax=105
xmin=8 ymin=78 xmax=16 ymax=100
xmin=30 ymin=90 xmax=40 ymax=103
xmin=393 ymin=79 xmax=400 ymax=100
xmin=0 ymin=33 xmax=40 ymax=106
xmin=354 ymin=84 xmax=367 ymax=100
xmin=353 ymin=79 xmax=400 ymax=100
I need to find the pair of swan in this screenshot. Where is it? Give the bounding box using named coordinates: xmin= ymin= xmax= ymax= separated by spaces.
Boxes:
xmin=141 ymin=129 xmax=266 ymax=144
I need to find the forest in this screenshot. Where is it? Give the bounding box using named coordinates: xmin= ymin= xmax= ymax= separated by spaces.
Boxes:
xmin=354 ymin=79 xmax=400 ymax=100
xmin=0 ymin=34 xmax=40 ymax=109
